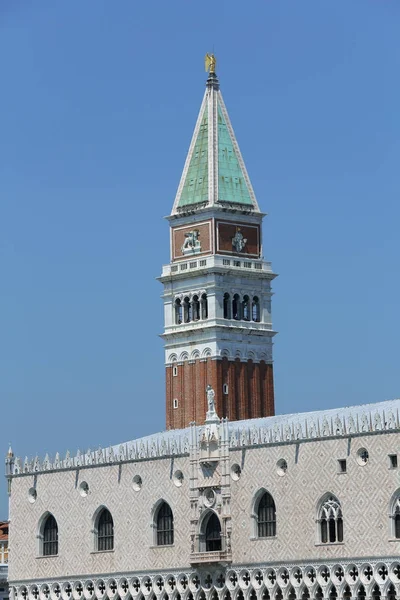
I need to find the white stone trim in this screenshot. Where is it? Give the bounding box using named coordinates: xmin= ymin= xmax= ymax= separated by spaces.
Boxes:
xmin=9 ymin=559 xmax=400 ymax=600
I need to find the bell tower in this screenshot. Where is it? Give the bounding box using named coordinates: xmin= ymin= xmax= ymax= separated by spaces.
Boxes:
xmin=160 ymin=56 xmax=277 ymax=429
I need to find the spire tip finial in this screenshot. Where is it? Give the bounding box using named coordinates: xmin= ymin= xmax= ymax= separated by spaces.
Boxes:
xmin=205 ymin=53 xmax=217 ymax=75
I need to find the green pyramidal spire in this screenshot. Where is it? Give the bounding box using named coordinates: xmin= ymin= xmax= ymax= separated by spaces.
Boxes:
xmin=172 ymin=62 xmax=260 ymax=214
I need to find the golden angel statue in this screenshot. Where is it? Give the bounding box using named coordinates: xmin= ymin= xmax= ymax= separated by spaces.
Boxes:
xmin=205 ymin=53 xmax=217 ymax=74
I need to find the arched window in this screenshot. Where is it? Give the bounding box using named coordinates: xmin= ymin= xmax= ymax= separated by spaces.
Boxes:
xmin=391 ymin=493 xmax=400 ymax=538
xmin=257 ymin=491 xmax=276 ymax=538
xmin=223 ymin=293 xmax=231 ymax=319
xmin=201 ymin=293 xmax=208 ymax=320
xmin=156 ymin=502 xmax=174 ymax=546
xmin=233 ymin=294 xmax=241 ymax=320
xmin=205 ymin=512 xmax=221 ymax=551
xmin=42 ymin=514 xmax=58 ymax=556
xmin=319 ymin=495 xmax=343 ymax=543
xmin=96 ymin=508 xmax=114 ymax=551
xmin=252 ymin=296 xmax=260 ymax=322
xmin=192 ymin=295 xmax=200 ymax=321
xmin=183 ymin=297 xmax=191 ymax=323
xmin=175 ymin=299 xmax=182 ymax=324
xmin=242 ymin=295 xmax=250 ymax=321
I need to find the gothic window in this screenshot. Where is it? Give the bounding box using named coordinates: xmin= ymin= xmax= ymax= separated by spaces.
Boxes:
xmin=96 ymin=508 xmax=114 ymax=551
xmin=156 ymin=502 xmax=174 ymax=546
xmin=201 ymin=293 xmax=208 ymax=320
xmin=256 ymin=491 xmax=276 ymax=538
xmin=395 ymin=503 xmax=400 ymax=539
xmin=192 ymin=295 xmax=200 ymax=321
xmin=242 ymin=295 xmax=250 ymax=321
xmin=233 ymin=294 xmax=241 ymax=320
xmin=319 ymin=495 xmax=343 ymax=543
xmin=202 ymin=511 xmax=221 ymax=551
xmin=252 ymin=296 xmax=260 ymax=322
xmin=183 ymin=297 xmax=191 ymax=323
xmin=223 ymin=293 xmax=231 ymax=319
xmin=42 ymin=514 xmax=58 ymax=556
xmin=175 ymin=299 xmax=182 ymax=324
xmin=390 ymin=492 xmax=400 ymax=538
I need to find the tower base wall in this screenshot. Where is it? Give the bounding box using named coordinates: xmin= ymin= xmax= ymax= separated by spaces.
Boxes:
xmin=166 ymin=357 xmax=274 ymax=429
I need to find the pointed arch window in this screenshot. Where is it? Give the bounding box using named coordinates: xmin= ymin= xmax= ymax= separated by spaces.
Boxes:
xmin=96 ymin=508 xmax=114 ymax=551
xmin=156 ymin=501 xmax=174 ymax=546
xmin=319 ymin=495 xmax=343 ymax=543
xmin=390 ymin=493 xmax=400 ymax=538
xmin=223 ymin=293 xmax=231 ymax=319
xmin=42 ymin=514 xmax=58 ymax=556
xmin=205 ymin=512 xmax=221 ymax=551
xmin=252 ymin=296 xmax=260 ymax=322
xmin=256 ymin=491 xmax=276 ymax=538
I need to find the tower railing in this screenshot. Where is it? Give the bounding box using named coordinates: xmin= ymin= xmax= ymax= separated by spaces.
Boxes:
xmin=161 ymin=255 xmax=273 ymax=277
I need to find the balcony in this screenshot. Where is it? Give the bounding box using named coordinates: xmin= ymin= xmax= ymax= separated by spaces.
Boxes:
xmin=190 ymin=550 xmax=232 ymax=565
xmin=160 ymin=255 xmax=274 ymax=278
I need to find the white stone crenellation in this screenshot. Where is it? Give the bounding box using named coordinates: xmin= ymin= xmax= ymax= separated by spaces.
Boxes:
xmin=7 ymin=400 xmax=400 ymax=478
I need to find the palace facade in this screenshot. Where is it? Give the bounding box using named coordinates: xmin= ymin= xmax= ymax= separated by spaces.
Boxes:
xmin=5 ymin=58 xmax=400 ymax=600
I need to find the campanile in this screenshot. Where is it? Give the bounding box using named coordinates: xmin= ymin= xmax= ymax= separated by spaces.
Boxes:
xmin=160 ymin=56 xmax=276 ymax=429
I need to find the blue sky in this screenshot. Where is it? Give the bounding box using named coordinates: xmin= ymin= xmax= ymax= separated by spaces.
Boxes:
xmin=0 ymin=1 xmax=399 ymax=517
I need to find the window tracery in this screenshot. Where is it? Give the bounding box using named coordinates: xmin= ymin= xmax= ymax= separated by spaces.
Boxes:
xmin=318 ymin=495 xmax=343 ymax=543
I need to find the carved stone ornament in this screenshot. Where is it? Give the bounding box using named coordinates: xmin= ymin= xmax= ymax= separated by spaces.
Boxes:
xmin=181 ymin=229 xmax=201 ymax=255
xmin=232 ymin=228 xmax=247 ymax=252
